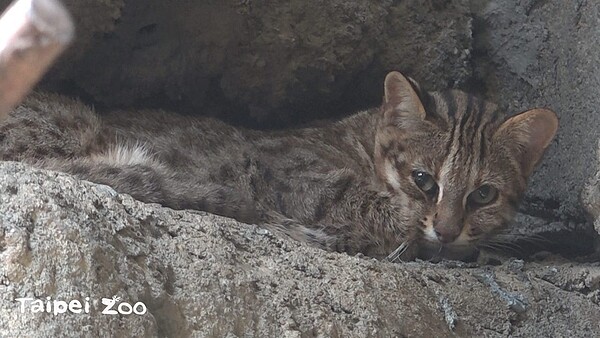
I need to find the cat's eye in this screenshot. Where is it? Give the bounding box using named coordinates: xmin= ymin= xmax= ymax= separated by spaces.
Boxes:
xmin=412 ymin=171 xmax=438 ymax=196
xmin=468 ymin=185 xmax=498 ymax=206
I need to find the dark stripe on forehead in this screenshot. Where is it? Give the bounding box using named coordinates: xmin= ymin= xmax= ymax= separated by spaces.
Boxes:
xmin=464 ymin=93 xmax=478 ymax=136
xmin=455 ymin=93 xmax=473 ymax=154
xmin=466 ymin=98 xmax=488 ymax=178
xmin=473 ymin=99 xmax=486 ymax=136
xmin=466 ymin=97 xmax=485 ymax=154
xmin=478 ymin=107 xmax=502 ymax=164
xmin=444 ymin=119 xmax=457 ymax=160
xmin=464 ymin=95 xmax=478 ymax=179
xmin=480 ymin=100 xmax=501 ymax=163
xmin=478 ymin=121 xmax=490 ymax=164
xmin=440 ymin=91 xmax=458 ymax=159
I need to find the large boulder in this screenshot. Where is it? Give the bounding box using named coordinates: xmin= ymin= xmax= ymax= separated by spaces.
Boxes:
xmin=1 ymin=161 xmax=599 ymax=337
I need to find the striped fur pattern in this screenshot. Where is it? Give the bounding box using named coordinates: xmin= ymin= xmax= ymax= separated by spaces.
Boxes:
xmin=0 ymin=72 xmax=558 ymax=261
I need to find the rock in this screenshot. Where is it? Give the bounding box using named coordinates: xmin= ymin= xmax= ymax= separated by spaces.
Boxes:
xmin=1 ymin=0 xmax=473 ymax=126
xmin=471 ymin=0 xmax=600 ymax=223
xmin=1 ymin=162 xmax=600 ymax=336
xmin=582 ymin=140 xmax=600 ymax=235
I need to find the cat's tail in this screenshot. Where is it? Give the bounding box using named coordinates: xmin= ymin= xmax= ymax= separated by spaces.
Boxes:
xmin=28 ymin=149 xmax=260 ymax=224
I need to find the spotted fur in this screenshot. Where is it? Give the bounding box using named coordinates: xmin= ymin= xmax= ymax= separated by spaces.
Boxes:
xmin=0 ymin=73 xmax=558 ymax=260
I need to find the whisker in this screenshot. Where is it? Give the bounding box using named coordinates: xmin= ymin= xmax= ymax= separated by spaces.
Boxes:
xmin=520 ymin=233 xmax=554 ymax=244
xmin=477 ymin=244 xmax=496 ymax=251
xmin=486 ymin=233 xmax=555 ymax=254
xmin=488 ymin=241 xmax=522 ymax=251
xmin=434 ymin=243 xmax=443 ymax=260
xmin=493 ymin=232 xmax=554 ymax=244
xmin=386 ymin=241 xmax=410 ymax=263
xmin=478 ymin=240 xmax=524 ymax=254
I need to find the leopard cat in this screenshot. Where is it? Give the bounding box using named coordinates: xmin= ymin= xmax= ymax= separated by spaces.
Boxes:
xmin=0 ymin=71 xmax=558 ymax=261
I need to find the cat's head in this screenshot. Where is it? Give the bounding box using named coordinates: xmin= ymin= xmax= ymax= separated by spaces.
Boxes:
xmin=374 ymin=71 xmax=558 ymax=260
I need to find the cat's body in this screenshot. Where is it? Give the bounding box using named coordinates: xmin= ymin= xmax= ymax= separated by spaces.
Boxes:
xmin=0 ymin=72 xmax=558 ymax=261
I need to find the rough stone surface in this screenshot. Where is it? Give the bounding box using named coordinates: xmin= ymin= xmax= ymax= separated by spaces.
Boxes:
xmin=1 ymin=162 xmax=599 ymax=337
xmin=470 ymin=0 xmax=600 ymax=220
xmin=1 ymin=0 xmax=473 ymax=126
xmin=582 ymin=141 xmax=600 ymax=236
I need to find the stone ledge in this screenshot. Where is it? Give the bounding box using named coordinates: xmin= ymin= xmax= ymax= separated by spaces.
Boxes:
xmin=1 ymin=161 xmax=599 ymax=336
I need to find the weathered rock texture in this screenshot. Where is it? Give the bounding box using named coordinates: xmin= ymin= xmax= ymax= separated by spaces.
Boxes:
xmin=583 ymin=141 xmax=600 ymax=238
xmin=461 ymin=0 xmax=600 ymax=255
xmin=471 ymin=0 xmax=600 ymax=218
xmin=1 ymin=162 xmax=599 ymax=337
xmin=2 ymin=0 xmax=473 ymax=126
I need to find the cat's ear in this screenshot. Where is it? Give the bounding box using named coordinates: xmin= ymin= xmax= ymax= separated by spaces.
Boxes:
xmin=383 ymin=71 xmax=426 ymax=123
xmin=494 ymin=108 xmax=558 ymax=176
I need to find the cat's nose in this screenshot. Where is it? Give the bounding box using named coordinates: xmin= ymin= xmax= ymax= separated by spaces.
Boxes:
xmin=434 ymin=227 xmax=459 ymax=244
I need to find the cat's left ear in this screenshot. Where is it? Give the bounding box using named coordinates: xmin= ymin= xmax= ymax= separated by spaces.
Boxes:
xmin=494 ymin=108 xmax=558 ymax=176
xmin=383 ymin=71 xmax=426 ymax=124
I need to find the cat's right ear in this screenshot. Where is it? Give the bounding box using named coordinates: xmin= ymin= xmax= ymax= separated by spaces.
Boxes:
xmin=493 ymin=108 xmax=559 ymax=177
xmin=383 ymin=71 xmax=426 ymax=126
